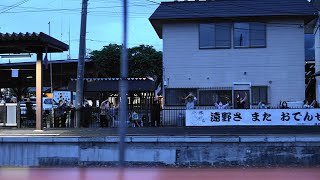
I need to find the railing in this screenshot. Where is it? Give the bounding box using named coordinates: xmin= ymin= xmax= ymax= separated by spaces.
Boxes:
xmin=17 ymin=105 xmax=316 ymax=128
xmin=50 ymin=106 xmax=159 ymax=128
xmin=0 ymin=105 xmax=6 ymax=125
xmin=20 ymin=108 xmax=36 ymax=128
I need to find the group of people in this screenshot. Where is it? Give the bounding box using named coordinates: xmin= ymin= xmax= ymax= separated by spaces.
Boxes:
xmin=55 ymin=100 xmax=74 ymax=128
xmin=100 ymin=99 xmax=117 ymax=128
xmin=184 ymin=92 xmax=319 ymax=109
xmin=303 ymin=100 xmax=318 ymax=108
xmin=99 ymin=97 xmax=161 ymax=128
xmin=0 ymin=96 xmax=17 ymax=104
xmin=279 ymin=100 xmax=318 ymax=109
xmin=184 ymin=92 xmax=248 ymax=109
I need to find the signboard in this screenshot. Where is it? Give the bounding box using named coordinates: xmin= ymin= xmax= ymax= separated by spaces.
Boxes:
xmin=53 ymin=91 xmax=72 ymax=104
xmin=186 ymin=109 xmax=320 ymax=126
xmin=11 ymin=69 xmax=18 ymax=77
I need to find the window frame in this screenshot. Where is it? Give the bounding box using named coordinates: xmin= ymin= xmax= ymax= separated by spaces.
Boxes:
xmin=251 ymin=86 xmax=268 ymax=105
xmin=199 ymin=23 xmax=232 ymax=50
xmin=164 ymin=88 xmax=198 ymax=106
xmin=198 ymin=89 xmax=233 ymax=106
xmin=233 ymin=22 xmax=267 ymax=48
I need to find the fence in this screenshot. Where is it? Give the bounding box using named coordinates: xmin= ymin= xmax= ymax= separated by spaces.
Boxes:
xmin=50 ymin=106 xmax=160 ymax=128
xmin=16 ymin=105 xmax=317 ymax=128
xmin=0 ymin=105 xmax=6 ymax=125
xmin=20 ymin=108 xmax=36 ymax=128
xmin=49 ymin=106 xmax=185 ymax=128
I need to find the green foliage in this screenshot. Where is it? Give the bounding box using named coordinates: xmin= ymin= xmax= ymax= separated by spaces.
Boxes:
xmin=91 ymin=44 xmax=163 ymax=83
xmin=91 ymin=44 xmax=121 ymax=77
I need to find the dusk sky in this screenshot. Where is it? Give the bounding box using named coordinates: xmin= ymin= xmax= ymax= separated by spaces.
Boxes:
xmin=0 ymin=0 xmax=164 ymax=63
xmin=0 ymin=0 xmax=314 ymax=63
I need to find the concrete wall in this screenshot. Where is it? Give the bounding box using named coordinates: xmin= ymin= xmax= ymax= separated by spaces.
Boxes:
xmin=0 ymin=136 xmax=320 ymax=167
xmin=163 ymin=19 xmax=306 ymax=106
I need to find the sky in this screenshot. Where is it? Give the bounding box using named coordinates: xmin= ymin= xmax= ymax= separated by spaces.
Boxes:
xmin=0 ymin=0 xmax=315 ymax=63
xmin=0 ymin=0 xmax=164 ymax=63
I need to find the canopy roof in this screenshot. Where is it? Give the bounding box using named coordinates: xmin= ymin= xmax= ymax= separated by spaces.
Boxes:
xmin=68 ymin=78 xmax=156 ymax=92
xmin=0 ymin=32 xmax=68 ymax=53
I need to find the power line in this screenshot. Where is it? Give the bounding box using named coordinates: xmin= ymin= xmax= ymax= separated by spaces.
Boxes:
xmin=145 ymin=0 xmax=315 ymax=28
xmin=0 ymin=0 xmax=313 ymax=28
xmin=0 ymin=8 xmax=306 ymax=30
xmin=0 ymin=0 xmax=28 ymax=11
xmin=0 ymin=8 xmax=154 ymax=18
xmin=0 ymin=3 xmax=156 ymax=12
xmin=0 ymin=1 xmax=310 ymax=28
xmin=0 ymin=0 xmax=30 ymax=14
xmin=63 ymin=38 xmax=162 ymax=47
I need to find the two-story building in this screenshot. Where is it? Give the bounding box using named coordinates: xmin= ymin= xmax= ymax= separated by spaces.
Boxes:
xmin=150 ymin=0 xmax=317 ymax=108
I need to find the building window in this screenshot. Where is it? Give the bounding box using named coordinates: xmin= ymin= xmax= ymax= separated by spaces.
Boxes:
xmin=234 ymin=22 xmax=266 ymax=48
xmin=199 ymin=23 xmax=231 ymax=49
xmin=252 ymin=86 xmax=268 ymax=105
xmin=199 ymin=90 xmax=232 ymax=106
xmin=165 ymin=88 xmax=197 ymax=106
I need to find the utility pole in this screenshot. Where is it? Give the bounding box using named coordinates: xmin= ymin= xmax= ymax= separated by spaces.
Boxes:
xmin=119 ymin=0 xmax=128 ymax=167
xmin=49 ymin=22 xmax=53 ymax=95
xmin=49 ymin=21 xmax=54 ymax=128
xmin=68 ymin=18 xmax=71 ymax=59
xmin=75 ymin=0 xmax=88 ymax=128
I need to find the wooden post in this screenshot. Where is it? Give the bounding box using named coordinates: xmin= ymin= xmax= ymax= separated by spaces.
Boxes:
xmin=16 ymin=103 xmax=20 ymax=128
xmin=36 ymin=53 xmax=43 ymax=130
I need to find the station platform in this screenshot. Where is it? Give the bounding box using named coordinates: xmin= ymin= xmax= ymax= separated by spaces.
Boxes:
xmin=0 ymin=126 xmax=320 ymax=137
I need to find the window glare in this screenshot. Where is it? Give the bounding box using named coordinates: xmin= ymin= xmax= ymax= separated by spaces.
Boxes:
xmin=199 ymin=24 xmax=215 ymax=48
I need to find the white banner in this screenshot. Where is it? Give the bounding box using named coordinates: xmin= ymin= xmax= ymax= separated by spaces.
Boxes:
xmin=186 ymin=109 xmax=320 ymax=126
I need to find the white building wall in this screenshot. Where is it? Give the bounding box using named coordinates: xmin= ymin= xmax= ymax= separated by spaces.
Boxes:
xmin=163 ymin=19 xmax=305 ymax=106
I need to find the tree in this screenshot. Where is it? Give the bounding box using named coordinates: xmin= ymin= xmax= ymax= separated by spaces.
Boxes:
xmin=91 ymin=44 xmax=163 ymax=84
xmin=91 ymin=44 xmax=121 ymax=77
xmin=128 ymin=45 xmax=162 ymax=82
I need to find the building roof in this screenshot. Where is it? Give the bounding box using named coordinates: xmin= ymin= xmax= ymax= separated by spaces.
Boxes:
xmin=149 ymin=0 xmax=318 ymax=38
xmin=68 ymin=78 xmax=156 ymax=92
xmin=0 ymin=32 xmax=69 ymax=53
xmin=0 ymin=58 xmax=91 ymax=67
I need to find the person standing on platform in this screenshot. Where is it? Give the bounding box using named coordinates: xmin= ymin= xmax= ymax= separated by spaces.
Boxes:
xmin=100 ymin=99 xmax=110 ymax=128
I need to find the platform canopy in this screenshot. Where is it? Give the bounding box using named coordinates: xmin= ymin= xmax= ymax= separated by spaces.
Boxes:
xmin=0 ymin=32 xmax=68 ymax=53
xmin=68 ymin=78 xmax=156 ymax=92
xmin=0 ymin=32 xmax=69 ymax=130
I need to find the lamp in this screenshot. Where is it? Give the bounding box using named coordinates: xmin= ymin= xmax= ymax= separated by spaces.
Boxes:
xmin=0 ymin=53 xmax=32 ymax=59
